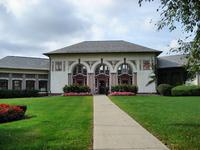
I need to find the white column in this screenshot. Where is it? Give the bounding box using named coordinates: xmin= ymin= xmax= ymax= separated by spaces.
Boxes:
xmin=22 ymin=74 xmax=26 ymax=90
xmin=8 ymin=73 xmax=12 ymax=90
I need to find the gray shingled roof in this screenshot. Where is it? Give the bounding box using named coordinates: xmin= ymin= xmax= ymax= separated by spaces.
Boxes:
xmin=44 ymin=40 xmax=161 ymax=55
xmin=0 ymin=56 xmax=49 ymax=70
xmin=158 ymin=55 xmax=187 ymax=69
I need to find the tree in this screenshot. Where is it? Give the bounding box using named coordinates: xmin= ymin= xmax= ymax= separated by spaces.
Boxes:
xmin=139 ymin=0 xmax=200 ymax=79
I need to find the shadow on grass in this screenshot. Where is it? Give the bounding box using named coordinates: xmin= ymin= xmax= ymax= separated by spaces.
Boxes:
xmin=0 ymin=115 xmax=37 ymax=124
xmin=24 ymin=115 xmax=37 ymax=120
xmin=0 ymin=115 xmax=39 ymax=149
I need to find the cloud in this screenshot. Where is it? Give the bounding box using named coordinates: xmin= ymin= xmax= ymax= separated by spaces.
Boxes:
xmin=0 ymin=0 xmax=186 ymax=59
xmin=0 ymin=0 xmax=90 ymax=58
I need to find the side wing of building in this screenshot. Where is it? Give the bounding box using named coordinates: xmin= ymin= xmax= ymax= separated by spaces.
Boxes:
xmin=0 ymin=56 xmax=50 ymax=92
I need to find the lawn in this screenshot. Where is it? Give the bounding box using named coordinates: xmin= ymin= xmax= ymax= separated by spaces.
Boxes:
xmin=110 ymin=96 xmax=200 ymax=150
xmin=0 ymin=96 xmax=93 ymax=150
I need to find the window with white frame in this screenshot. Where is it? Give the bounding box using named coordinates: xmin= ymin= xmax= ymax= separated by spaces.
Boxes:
xmin=39 ymin=80 xmax=48 ymax=92
xmin=26 ymin=80 xmax=35 ymax=90
xmin=55 ymin=61 xmax=62 ymax=71
xmin=12 ymin=80 xmax=22 ymax=90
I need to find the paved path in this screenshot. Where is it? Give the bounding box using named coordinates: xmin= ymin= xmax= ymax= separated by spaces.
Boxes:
xmin=93 ymin=95 xmax=169 ymax=150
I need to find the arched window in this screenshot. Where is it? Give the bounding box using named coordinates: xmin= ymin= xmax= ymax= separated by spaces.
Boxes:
xmin=95 ymin=64 xmax=109 ymax=75
xmin=73 ymin=64 xmax=87 ymax=75
xmin=117 ymin=63 xmax=132 ymax=85
xmin=72 ymin=64 xmax=87 ymax=85
xmin=118 ymin=63 xmax=132 ymax=75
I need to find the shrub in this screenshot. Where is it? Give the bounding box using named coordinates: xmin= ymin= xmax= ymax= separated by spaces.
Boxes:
xmin=0 ymin=104 xmax=26 ymax=123
xmin=171 ymin=85 xmax=200 ymax=96
xmin=63 ymin=85 xmax=91 ymax=93
xmin=63 ymin=92 xmax=92 ymax=96
xmin=0 ymin=90 xmax=39 ymax=98
xmin=111 ymin=85 xmax=138 ymax=94
xmin=157 ymin=84 xmax=173 ymax=96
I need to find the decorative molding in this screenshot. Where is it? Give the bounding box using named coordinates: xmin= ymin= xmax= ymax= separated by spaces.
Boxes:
xmin=85 ymin=61 xmax=97 ymax=69
xmin=68 ymin=61 xmax=75 ymax=67
xmin=85 ymin=61 xmax=90 ymax=67
xmin=107 ymin=61 xmax=113 ymax=66
xmin=130 ymin=60 xmax=137 ymax=69
xmin=107 ymin=60 xmax=120 ymax=68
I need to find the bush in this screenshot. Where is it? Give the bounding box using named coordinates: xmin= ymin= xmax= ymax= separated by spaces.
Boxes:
xmin=0 ymin=104 xmax=26 ymax=123
xmin=63 ymin=85 xmax=91 ymax=93
xmin=171 ymin=85 xmax=200 ymax=96
xmin=63 ymin=92 xmax=92 ymax=96
xmin=0 ymin=90 xmax=39 ymax=98
xmin=111 ymin=85 xmax=138 ymax=94
xmin=157 ymin=84 xmax=173 ymax=96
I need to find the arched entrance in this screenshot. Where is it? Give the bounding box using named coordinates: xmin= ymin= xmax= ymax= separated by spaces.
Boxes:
xmin=95 ymin=64 xmax=110 ymax=94
xmin=72 ymin=64 xmax=87 ymax=85
xmin=117 ymin=63 xmax=132 ymax=85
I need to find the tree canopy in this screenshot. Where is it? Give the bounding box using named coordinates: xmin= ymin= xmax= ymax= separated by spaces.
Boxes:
xmin=139 ymin=0 xmax=200 ymax=78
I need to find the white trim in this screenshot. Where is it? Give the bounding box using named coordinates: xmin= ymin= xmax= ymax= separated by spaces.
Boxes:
xmin=114 ymin=60 xmax=137 ymax=72
xmin=69 ymin=61 xmax=90 ymax=74
xmin=91 ymin=60 xmax=114 ymax=73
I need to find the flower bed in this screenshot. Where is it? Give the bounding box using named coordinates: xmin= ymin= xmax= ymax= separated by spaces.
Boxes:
xmin=63 ymin=92 xmax=92 ymax=96
xmin=109 ymin=92 xmax=136 ymax=96
xmin=0 ymin=104 xmax=26 ymax=123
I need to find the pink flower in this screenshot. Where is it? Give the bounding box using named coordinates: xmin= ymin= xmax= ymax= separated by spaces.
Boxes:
xmin=109 ymin=92 xmax=136 ymax=96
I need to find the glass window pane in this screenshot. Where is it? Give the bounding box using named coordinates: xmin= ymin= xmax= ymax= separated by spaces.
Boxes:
xmin=12 ymin=80 xmax=22 ymax=90
xmin=0 ymin=80 xmax=8 ymax=90
xmin=26 ymin=80 xmax=35 ymax=90
xmin=39 ymin=80 xmax=48 ymax=92
xmin=55 ymin=61 xmax=62 ymax=71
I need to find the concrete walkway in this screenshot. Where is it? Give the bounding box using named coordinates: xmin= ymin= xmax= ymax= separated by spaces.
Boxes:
xmin=93 ymin=95 xmax=169 ymax=150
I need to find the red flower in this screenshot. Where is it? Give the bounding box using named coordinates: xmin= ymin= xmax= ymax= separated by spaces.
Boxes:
xmin=12 ymin=106 xmax=23 ymax=112
xmin=0 ymin=104 xmax=10 ymax=108
xmin=0 ymin=108 xmax=8 ymax=114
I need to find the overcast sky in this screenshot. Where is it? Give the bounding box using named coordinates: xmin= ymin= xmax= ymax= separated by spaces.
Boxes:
xmin=0 ymin=0 xmax=185 ymax=59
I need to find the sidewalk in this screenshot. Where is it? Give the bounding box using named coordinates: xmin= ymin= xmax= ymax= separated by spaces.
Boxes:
xmin=93 ymin=95 xmax=169 ymax=150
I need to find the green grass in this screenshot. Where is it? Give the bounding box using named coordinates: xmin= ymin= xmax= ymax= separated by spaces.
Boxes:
xmin=110 ymin=96 xmax=200 ymax=150
xmin=0 ymin=96 xmax=93 ymax=150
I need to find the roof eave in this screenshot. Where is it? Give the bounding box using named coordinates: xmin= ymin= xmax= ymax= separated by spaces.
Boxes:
xmin=0 ymin=67 xmax=49 ymax=71
xmin=44 ymin=51 xmax=162 ymax=56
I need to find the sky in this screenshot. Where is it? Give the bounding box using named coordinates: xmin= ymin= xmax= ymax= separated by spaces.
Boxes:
xmin=0 ymin=0 xmax=186 ymax=59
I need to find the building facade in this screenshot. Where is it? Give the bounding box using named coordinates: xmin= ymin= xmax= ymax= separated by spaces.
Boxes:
xmin=45 ymin=41 xmax=161 ymax=94
xmin=0 ymin=40 xmax=199 ymax=94
xmin=0 ymin=56 xmax=49 ymax=92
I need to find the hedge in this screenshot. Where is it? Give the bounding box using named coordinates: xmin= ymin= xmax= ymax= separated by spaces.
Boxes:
xmin=0 ymin=90 xmax=39 ymax=98
xmin=157 ymin=84 xmax=173 ymax=96
xmin=111 ymin=85 xmax=138 ymax=94
xmin=171 ymin=85 xmax=200 ymax=96
xmin=63 ymin=85 xmax=91 ymax=93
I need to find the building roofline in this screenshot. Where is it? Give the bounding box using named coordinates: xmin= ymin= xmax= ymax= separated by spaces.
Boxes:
xmin=44 ymin=40 xmax=162 ymax=56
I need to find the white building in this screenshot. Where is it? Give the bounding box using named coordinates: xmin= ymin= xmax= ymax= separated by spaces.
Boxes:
xmin=0 ymin=40 xmax=199 ymax=94
xmin=44 ymin=40 xmax=160 ymax=94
